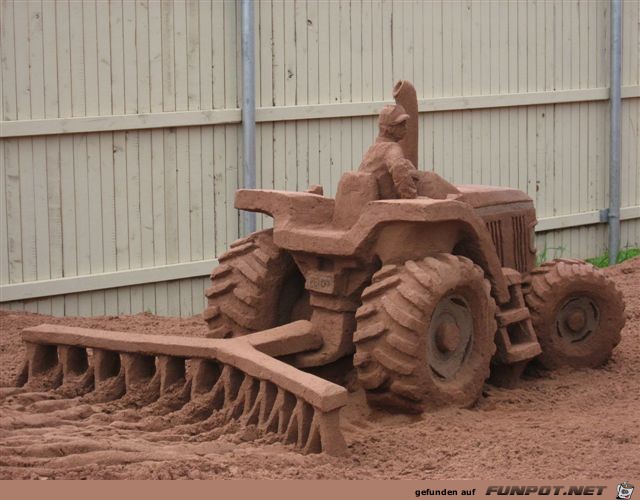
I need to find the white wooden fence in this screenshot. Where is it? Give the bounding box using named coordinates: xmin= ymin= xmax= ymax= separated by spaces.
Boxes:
xmin=1 ymin=0 xmax=639 ymax=317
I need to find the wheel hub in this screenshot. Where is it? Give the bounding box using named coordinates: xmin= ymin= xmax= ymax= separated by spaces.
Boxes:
xmin=435 ymin=322 xmax=460 ymax=353
xmin=557 ymin=296 xmax=599 ymax=343
xmin=427 ymin=295 xmax=473 ymax=380
xmin=565 ymin=310 xmax=586 ymax=332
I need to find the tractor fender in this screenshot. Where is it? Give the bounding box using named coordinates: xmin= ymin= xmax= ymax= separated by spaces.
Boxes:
xmin=365 ymin=198 xmax=511 ymax=304
xmin=235 ymin=191 xmax=510 ymax=304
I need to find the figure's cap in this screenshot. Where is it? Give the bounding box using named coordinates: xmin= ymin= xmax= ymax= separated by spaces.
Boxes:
xmin=378 ymin=104 xmax=410 ymax=127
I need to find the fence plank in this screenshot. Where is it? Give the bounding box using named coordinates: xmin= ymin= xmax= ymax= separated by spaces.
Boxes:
xmin=0 ymin=141 xmax=10 ymax=287
xmin=1 ymin=0 xmax=17 ymax=122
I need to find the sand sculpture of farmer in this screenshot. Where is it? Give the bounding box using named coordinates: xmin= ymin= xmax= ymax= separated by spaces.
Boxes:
xmin=358 ymin=104 xmax=418 ymax=199
xmin=359 ymin=103 xmax=459 ymax=200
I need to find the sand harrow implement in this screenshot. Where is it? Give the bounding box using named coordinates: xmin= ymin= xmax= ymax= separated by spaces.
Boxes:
xmin=16 ymin=321 xmax=348 ymax=455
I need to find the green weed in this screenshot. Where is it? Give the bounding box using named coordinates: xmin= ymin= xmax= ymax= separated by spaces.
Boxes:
xmin=536 ymin=245 xmax=566 ymax=266
xmin=586 ymin=247 xmax=640 ymax=268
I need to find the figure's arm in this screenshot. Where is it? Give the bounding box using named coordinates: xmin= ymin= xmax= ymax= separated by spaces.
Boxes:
xmin=389 ymin=158 xmax=418 ymax=199
xmin=383 ymin=144 xmax=417 ymax=199
xmin=413 ymin=171 xmax=460 ymax=199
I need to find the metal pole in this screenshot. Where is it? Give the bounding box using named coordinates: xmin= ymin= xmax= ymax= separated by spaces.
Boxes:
xmin=241 ymin=0 xmax=256 ymax=235
xmin=608 ymin=0 xmax=622 ymax=265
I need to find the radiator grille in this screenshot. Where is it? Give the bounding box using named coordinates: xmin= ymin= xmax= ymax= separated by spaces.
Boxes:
xmin=512 ymin=215 xmax=528 ymax=273
xmin=487 ymin=220 xmax=504 ymax=264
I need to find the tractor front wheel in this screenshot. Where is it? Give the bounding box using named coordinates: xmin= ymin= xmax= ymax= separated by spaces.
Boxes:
xmin=353 ymin=254 xmax=497 ymax=413
xmin=524 ymin=259 xmax=626 ymax=369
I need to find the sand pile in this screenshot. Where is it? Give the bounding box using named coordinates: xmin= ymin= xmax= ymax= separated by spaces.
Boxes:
xmin=1 ymin=258 xmax=638 ymax=479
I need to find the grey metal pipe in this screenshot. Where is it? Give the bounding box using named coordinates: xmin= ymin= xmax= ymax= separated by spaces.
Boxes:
xmin=241 ymin=0 xmax=256 ymax=235
xmin=608 ymin=0 xmax=622 ymax=265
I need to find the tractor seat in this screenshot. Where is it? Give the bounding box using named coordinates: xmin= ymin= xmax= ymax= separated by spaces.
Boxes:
xmin=332 ymin=172 xmax=380 ymax=229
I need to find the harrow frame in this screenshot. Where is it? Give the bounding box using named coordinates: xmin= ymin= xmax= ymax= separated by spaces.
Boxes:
xmin=18 ymin=320 xmax=349 ymax=455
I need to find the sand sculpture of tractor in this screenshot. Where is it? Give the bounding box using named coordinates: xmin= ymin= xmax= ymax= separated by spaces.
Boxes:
xmin=15 ymin=81 xmax=626 ymax=456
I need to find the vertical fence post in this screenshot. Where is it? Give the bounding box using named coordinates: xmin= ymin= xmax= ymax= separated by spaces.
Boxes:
xmin=608 ymin=0 xmax=622 ymax=265
xmin=241 ymin=0 xmax=256 ymax=236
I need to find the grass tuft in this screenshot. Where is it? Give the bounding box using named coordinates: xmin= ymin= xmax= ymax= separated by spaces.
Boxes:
xmin=586 ymin=247 xmax=640 ymax=268
xmin=536 ymin=244 xmax=566 ymax=267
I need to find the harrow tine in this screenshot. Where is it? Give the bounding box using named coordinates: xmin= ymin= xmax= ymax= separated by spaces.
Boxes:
xmin=93 ymin=349 xmax=121 ymax=384
xmin=209 ymin=365 xmax=242 ymax=411
xmin=227 ymin=374 xmax=259 ymax=421
xmin=90 ymin=349 xmax=125 ymax=402
xmin=243 ymin=379 xmax=274 ymax=426
xmin=284 ymin=399 xmax=314 ymax=448
xmin=157 ymin=356 xmax=186 ymax=395
xmin=57 ymin=346 xmax=89 ymax=380
xmin=18 ymin=321 xmax=349 ymax=455
xmin=55 ymin=346 xmax=94 ymax=397
xmin=121 ymin=353 xmax=156 ymax=388
xmin=120 ymin=353 xmax=161 ymax=406
xmin=190 ymin=359 xmax=221 ymax=397
xmin=276 ymin=390 xmax=297 ymax=435
xmin=23 ymin=342 xmax=62 ymax=391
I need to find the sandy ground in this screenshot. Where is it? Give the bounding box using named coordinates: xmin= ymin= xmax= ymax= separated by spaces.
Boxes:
xmin=1 ymin=258 xmax=638 ymax=480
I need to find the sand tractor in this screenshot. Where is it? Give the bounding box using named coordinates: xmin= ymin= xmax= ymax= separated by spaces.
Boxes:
xmin=15 ymin=81 xmax=626 ymax=456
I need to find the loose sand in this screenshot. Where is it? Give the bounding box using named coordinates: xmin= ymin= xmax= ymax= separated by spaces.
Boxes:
xmin=1 ymin=258 xmax=638 ymax=480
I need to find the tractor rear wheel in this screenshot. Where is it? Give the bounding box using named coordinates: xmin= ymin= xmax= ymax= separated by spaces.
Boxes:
xmin=524 ymin=259 xmax=625 ymax=369
xmin=353 ymin=254 xmax=497 ymax=413
xmin=203 ymin=229 xmax=308 ymax=338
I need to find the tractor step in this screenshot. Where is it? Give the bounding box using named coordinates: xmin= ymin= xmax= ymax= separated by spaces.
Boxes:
xmin=16 ymin=321 xmax=348 ymax=456
xmin=494 ymin=268 xmax=542 ymax=367
xmin=496 ymin=307 xmax=530 ymax=327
